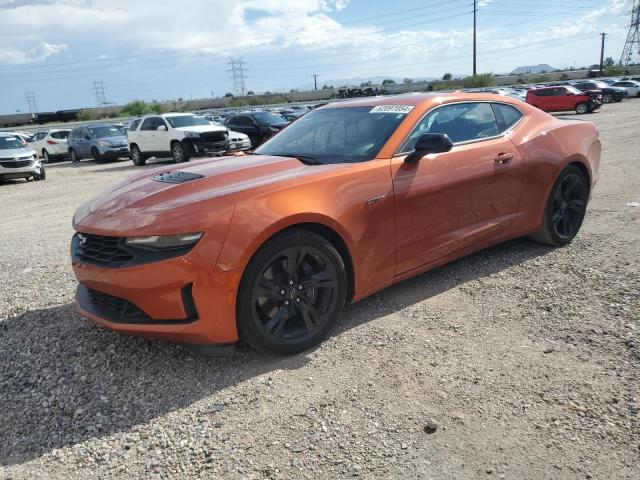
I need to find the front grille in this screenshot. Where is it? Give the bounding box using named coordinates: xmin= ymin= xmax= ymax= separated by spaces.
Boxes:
xmin=87 ymin=288 xmax=148 ymax=322
xmin=200 ymin=131 xmax=226 ymax=143
xmin=0 ymin=158 xmax=33 ymax=168
xmin=75 ymin=233 xmax=134 ymax=267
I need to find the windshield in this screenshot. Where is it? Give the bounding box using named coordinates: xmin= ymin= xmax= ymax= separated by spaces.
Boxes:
xmin=254 ymin=106 xmax=410 ymax=164
xmin=252 ymin=111 xmax=286 ymax=124
xmin=88 ymin=126 xmax=122 ymax=138
xmin=166 ymin=115 xmax=210 ymax=128
xmin=0 ymin=136 xmax=26 ymax=150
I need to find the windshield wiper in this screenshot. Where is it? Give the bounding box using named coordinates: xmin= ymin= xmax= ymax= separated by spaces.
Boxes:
xmin=270 ymin=153 xmax=324 ymax=165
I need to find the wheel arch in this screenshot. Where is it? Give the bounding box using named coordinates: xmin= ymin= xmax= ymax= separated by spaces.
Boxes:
xmin=221 ymin=216 xmax=357 ymax=303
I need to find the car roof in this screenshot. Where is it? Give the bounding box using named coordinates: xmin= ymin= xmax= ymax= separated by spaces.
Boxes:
xmin=0 ymin=132 xmax=19 ymax=137
xmin=319 ymin=92 xmax=526 ymax=110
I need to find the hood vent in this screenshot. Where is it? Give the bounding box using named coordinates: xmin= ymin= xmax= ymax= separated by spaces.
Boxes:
xmin=152 ymin=171 xmax=204 ymax=184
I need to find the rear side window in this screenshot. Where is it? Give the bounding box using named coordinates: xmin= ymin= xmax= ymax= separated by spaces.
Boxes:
xmin=50 ymin=131 xmax=70 ymax=140
xmin=140 ymin=117 xmax=157 ymax=130
xmin=491 ymin=104 xmax=523 ymax=133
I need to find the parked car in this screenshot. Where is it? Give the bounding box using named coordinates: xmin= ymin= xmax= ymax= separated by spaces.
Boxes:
xmin=227 ymin=130 xmax=252 ymax=151
xmin=620 ymin=76 xmax=640 ymax=82
xmin=224 ymin=111 xmax=289 ymax=147
xmin=610 ymin=80 xmax=640 ymax=97
xmin=68 ymin=123 xmax=129 ymax=163
xmin=0 ymin=132 xmax=45 ymax=182
xmin=71 ymin=93 xmax=600 ymax=354
xmin=29 ymin=129 xmax=70 ymax=162
xmin=571 ymin=80 xmax=626 ymax=103
xmin=127 ymin=113 xmax=229 ymax=165
xmin=526 ymin=85 xmax=601 ymax=114
xmin=12 ymin=132 xmax=33 ymax=144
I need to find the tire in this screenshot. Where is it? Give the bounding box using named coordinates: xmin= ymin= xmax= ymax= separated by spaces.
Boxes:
xmin=575 ymin=102 xmax=588 ymax=114
xmin=172 ymin=141 xmax=190 ymax=163
xmin=130 ymin=144 xmax=146 ymax=166
xmin=237 ymin=229 xmax=347 ymax=355
xmin=34 ymin=165 xmax=46 ymax=181
xmin=91 ymin=147 xmax=102 ymax=163
xmin=602 ymin=93 xmax=613 ymax=103
xmin=69 ymin=148 xmax=80 ymax=163
xmin=42 ymin=149 xmax=50 ymax=163
xmin=529 ymin=164 xmax=588 ymax=246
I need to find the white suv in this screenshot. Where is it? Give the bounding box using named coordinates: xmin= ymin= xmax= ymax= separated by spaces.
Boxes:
xmin=126 ymin=113 xmax=229 ymax=166
xmin=29 ymin=129 xmax=71 ymax=162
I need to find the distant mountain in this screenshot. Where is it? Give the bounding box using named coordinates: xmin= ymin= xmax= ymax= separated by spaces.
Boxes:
xmin=291 ymin=76 xmax=437 ymax=91
xmin=511 ymin=64 xmax=558 ymax=74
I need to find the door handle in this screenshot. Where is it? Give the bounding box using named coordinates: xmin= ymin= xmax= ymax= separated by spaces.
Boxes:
xmin=495 ymin=152 xmax=513 ymax=164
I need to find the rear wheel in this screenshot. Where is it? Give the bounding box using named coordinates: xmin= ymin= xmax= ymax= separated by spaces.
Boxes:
xmin=237 ymin=230 xmax=347 ymax=355
xmin=130 ymin=144 xmax=146 ymax=166
xmin=575 ymin=102 xmax=588 ymax=114
xmin=172 ymin=141 xmax=190 ymax=163
xmin=69 ymin=148 xmax=80 ymax=163
xmin=529 ymin=165 xmax=588 ymax=246
xmin=42 ymin=149 xmax=50 ymax=163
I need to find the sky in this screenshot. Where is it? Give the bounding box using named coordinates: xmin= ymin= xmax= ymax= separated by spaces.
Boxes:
xmin=0 ymin=0 xmax=635 ymax=113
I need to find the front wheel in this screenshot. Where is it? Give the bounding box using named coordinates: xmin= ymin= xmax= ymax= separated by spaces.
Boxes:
xmin=172 ymin=141 xmax=190 ymax=163
xmin=42 ymin=149 xmax=50 ymax=163
xmin=34 ymin=165 xmax=46 ymax=181
xmin=237 ymin=230 xmax=347 ymax=355
xmin=130 ymin=145 xmax=146 ymax=166
xmin=529 ymin=165 xmax=588 ymax=246
xmin=91 ymin=147 xmax=102 ymax=163
xmin=69 ymin=148 xmax=80 ymax=163
xmin=575 ymin=102 xmax=588 ymax=114
xmin=602 ymin=93 xmax=613 ymax=103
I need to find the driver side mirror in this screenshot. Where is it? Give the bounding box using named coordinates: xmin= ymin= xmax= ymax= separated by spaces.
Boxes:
xmin=157 ymin=125 xmax=167 ymax=131
xmin=404 ymin=133 xmax=453 ymax=164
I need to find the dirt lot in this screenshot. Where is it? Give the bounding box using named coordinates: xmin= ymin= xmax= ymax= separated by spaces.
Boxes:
xmin=1 ymin=101 xmax=639 ymax=480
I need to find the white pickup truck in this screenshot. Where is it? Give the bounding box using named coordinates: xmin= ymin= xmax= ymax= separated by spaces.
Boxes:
xmin=127 ymin=113 xmax=229 ymax=165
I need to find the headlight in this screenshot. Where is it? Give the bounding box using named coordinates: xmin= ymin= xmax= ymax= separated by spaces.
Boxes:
xmin=183 ymin=131 xmax=200 ymax=138
xmin=97 ymin=140 xmax=111 ymax=147
xmin=124 ymin=232 xmax=203 ymax=251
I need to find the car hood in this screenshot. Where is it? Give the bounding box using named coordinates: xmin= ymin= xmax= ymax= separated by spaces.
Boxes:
xmin=100 ymin=135 xmax=127 ymax=144
xmin=0 ymin=147 xmax=36 ymax=158
xmin=73 ymin=155 xmax=345 ymax=236
xmin=173 ymin=125 xmax=227 ymax=133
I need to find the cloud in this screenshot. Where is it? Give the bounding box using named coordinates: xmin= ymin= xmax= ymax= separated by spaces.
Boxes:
xmin=0 ymin=41 xmax=67 ymax=64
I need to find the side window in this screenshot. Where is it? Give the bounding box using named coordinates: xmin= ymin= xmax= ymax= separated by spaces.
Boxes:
xmin=553 ymin=88 xmax=567 ymax=96
xmin=492 ymin=104 xmax=523 ymax=133
xmin=236 ymin=116 xmax=251 ymax=127
xmin=398 ymin=102 xmax=499 ymax=153
xmin=140 ymin=117 xmax=158 ymax=131
xmin=130 ymin=119 xmax=141 ymax=131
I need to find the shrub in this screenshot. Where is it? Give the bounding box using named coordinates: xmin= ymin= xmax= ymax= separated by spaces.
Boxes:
xmin=462 ymin=73 xmax=494 ymax=88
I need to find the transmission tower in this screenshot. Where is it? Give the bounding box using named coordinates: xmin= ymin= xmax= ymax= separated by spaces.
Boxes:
xmin=92 ymin=80 xmax=107 ymax=106
xmin=25 ymin=91 xmax=38 ymax=113
xmin=620 ymin=0 xmax=640 ymax=65
xmin=227 ymin=57 xmax=247 ymax=96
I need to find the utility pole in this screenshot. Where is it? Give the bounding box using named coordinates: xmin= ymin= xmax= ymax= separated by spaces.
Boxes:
xmin=312 ymin=74 xmax=318 ymax=91
xmin=92 ymin=80 xmax=106 ymax=106
xmin=473 ymin=0 xmax=477 ymax=76
xmin=25 ymin=91 xmax=38 ymax=113
xmin=227 ymin=57 xmax=247 ymax=96
xmin=599 ymin=32 xmax=607 ymax=74
xmin=620 ymin=0 xmax=640 ymax=65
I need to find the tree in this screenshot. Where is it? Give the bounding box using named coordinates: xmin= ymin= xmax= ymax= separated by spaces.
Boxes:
xmin=322 ymin=84 xmax=334 ymax=89
xmin=360 ymin=81 xmax=373 ymax=87
xmin=604 ymin=57 xmax=615 ymax=67
xmin=442 ymin=73 xmax=452 ymax=81
xmin=382 ymin=79 xmax=396 ymax=85
xmin=247 ymin=90 xmax=255 ymax=95
xmin=462 ymin=73 xmax=494 ymax=88
xmin=403 ymin=78 xmax=414 ymax=85
xmin=604 ymin=65 xmax=623 ymax=76
xmin=224 ymin=92 xmax=234 ymax=97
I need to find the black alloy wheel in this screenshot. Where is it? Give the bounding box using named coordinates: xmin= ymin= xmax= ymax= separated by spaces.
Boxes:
xmin=237 ymin=230 xmax=347 ymax=354
xmin=530 ymin=165 xmax=588 ymax=246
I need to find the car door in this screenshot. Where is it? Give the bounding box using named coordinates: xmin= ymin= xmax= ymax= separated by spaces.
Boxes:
xmin=154 ymin=117 xmax=171 ymax=153
xmin=138 ymin=117 xmax=159 ymax=152
xmin=391 ymin=101 xmax=525 ymax=274
xmin=31 ymin=132 xmax=46 ymax=154
xmin=74 ymin=128 xmax=91 ymax=157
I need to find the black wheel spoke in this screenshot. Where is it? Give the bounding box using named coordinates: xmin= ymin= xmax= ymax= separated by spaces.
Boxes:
xmin=264 ymin=306 xmax=293 ymax=336
xmin=255 ymin=277 xmax=282 ymax=300
xmin=562 ymin=175 xmax=579 ymax=198
xmin=299 ymin=299 xmax=320 ymax=333
xmin=300 ymin=268 xmax=336 ymax=290
xmin=567 ymin=199 xmax=585 ymax=213
xmin=285 ymin=248 xmax=306 ymax=276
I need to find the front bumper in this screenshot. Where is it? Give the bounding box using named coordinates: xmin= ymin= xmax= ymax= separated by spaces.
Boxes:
xmin=72 ymin=249 xmax=241 ymax=345
xmin=191 ymin=139 xmax=229 ymax=156
xmin=228 ymin=139 xmax=252 ymax=151
xmin=0 ymin=159 xmax=41 ymax=178
xmin=98 ymin=145 xmax=130 ymax=159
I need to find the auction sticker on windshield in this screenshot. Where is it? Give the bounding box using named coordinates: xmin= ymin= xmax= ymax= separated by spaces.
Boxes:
xmin=370 ymin=105 xmax=414 ymax=114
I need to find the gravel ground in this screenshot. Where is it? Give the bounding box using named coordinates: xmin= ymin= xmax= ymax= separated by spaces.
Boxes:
xmin=1 ymin=101 xmax=639 ymax=480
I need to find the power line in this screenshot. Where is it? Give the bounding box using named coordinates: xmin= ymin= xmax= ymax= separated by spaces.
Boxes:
xmin=92 ymin=80 xmax=106 ymax=106
xmin=620 ymin=0 xmax=640 ymax=65
xmin=312 ymin=74 xmax=319 ymax=90
xmin=473 ymin=0 xmax=478 ymax=76
xmin=25 ymin=91 xmax=38 ymax=113
xmin=227 ymin=57 xmax=247 ymax=96
xmin=600 ymin=32 xmax=607 ymax=73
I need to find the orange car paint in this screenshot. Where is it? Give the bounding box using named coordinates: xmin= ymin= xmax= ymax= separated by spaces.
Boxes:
xmin=72 ymin=93 xmax=600 ymax=345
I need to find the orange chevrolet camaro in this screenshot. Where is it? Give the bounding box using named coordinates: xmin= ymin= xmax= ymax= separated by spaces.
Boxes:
xmin=71 ymin=93 xmax=601 ymax=354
